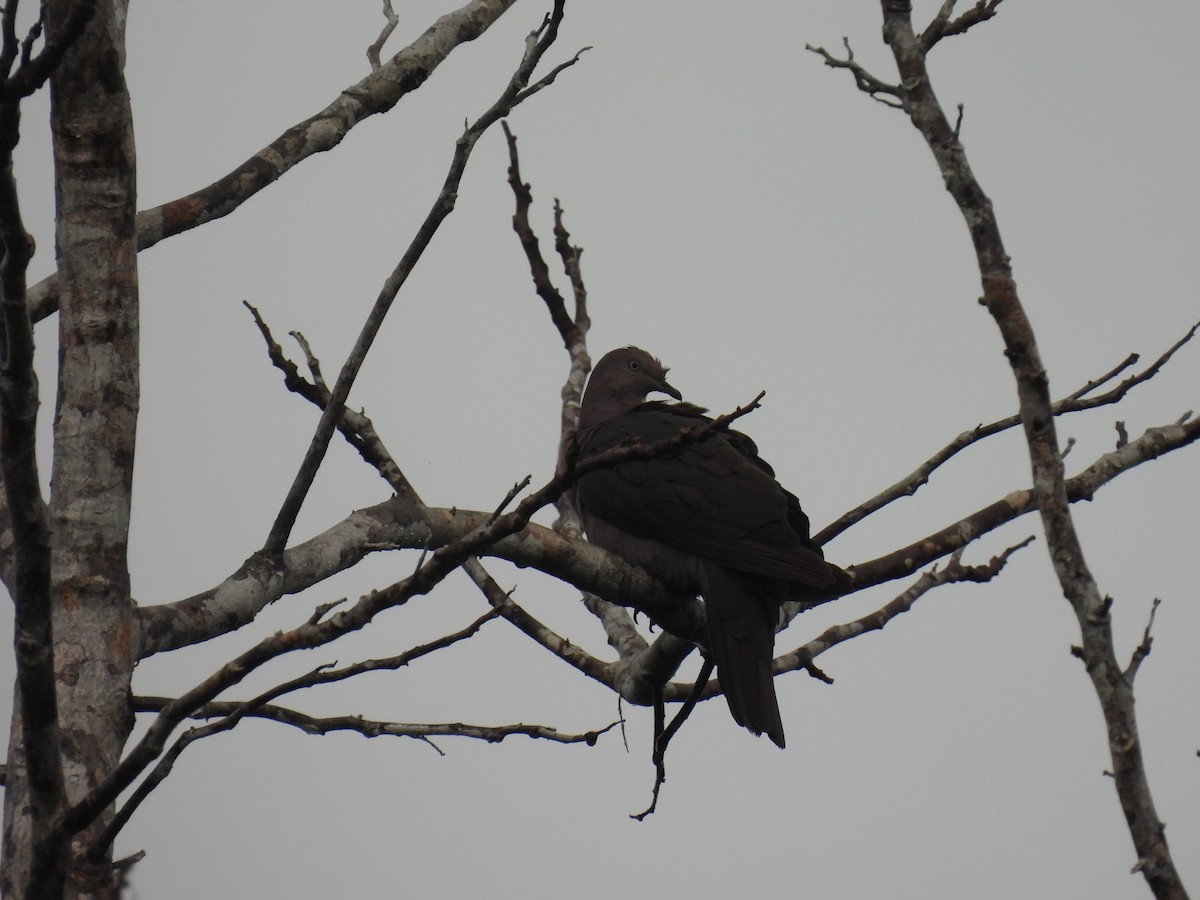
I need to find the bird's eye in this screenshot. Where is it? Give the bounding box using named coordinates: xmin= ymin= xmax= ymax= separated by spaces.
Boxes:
xmin=628 ymin=359 xmax=641 ymax=372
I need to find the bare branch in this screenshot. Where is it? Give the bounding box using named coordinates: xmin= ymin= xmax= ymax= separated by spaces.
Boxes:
xmin=805 ymin=38 xmax=903 ymax=109
xmin=73 ymin=389 xmax=764 ymax=835
xmin=91 ymin=608 xmax=506 ymax=853
xmin=816 ymin=321 xmax=1198 ymax=545
xmin=6 ymin=0 xmax=95 ymax=97
xmin=158 ymin=705 xmax=618 ymax=747
xmin=501 ymin=118 xmax=598 ymax=561
xmin=1125 ymin=598 xmax=1161 ymax=682
xmin=462 ymin=559 xmax=626 ymax=687
xmin=26 ymin=0 xmax=526 ymax=323
xmin=502 ymin=121 xmax=580 ymax=349
xmin=366 ymin=0 xmax=399 ymax=70
xmin=245 ymin=300 xmax=626 ymax=700
xmin=877 ymin=4 xmax=1186 ymax=894
xmin=289 ymin=329 xmax=327 ymax=391
xmin=264 ymin=0 xmax=581 ymax=556
xmin=553 ymin=201 xmax=589 ymax=334
xmin=243 ymin=301 xmax=423 ymax=508
xmin=514 ymin=43 xmax=590 ymax=104
xmin=848 ymin=383 xmax=1200 ymax=592
xmin=488 ymin=475 xmax=533 ymax=522
xmin=0 ymin=0 xmax=17 ymax=78
xmin=921 ymin=0 xmax=958 ymax=50
xmin=0 ymin=64 xmax=63 ymax=895
xmin=922 ymin=0 xmax=1006 ymax=52
xmin=632 ymin=656 xmax=714 ymax=821
xmin=781 ymin=539 xmax=1033 ymax=675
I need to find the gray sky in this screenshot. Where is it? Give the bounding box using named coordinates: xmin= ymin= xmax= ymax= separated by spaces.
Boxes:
xmin=4 ymin=1 xmax=1199 ymax=897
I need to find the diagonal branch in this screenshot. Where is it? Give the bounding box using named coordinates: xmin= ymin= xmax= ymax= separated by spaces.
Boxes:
xmin=778 ymin=538 xmax=1033 ymax=677
xmin=5 ymin=0 xmax=95 ymax=97
xmin=245 ymin=301 xmax=627 ymax=702
xmin=244 ymin=301 xmax=423 ymax=511
xmin=263 ymin=0 xmax=584 ymax=557
xmin=502 ymin=121 xmax=579 ymax=348
xmin=815 ymin=321 xmax=1198 ymax=545
xmin=92 ymin=608 xmax=510 ymax=854
xmin=26 ymin=0 xmax=526 ymax=323
xmin=921 ymin=0 xmax=1005 ymax=52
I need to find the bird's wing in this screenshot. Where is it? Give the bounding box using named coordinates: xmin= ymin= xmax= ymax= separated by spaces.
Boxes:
xmin=576 ymin=404 xmax=835 ymax=588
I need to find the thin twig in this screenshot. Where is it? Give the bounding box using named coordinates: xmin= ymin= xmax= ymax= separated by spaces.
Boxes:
xmin=631 ymin=656 xmax=715 ymax=821
xmin=366 ymin=0 xmax=399 ymax=70
xmin=1125 ymin=598 xmax=1160 ymax=682
xmin=805 ymin=38 xmax=903 ymax=109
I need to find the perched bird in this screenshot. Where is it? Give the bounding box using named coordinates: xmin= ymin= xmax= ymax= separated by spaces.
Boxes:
xmin=575 ymin=347 xmax=849 ymax=747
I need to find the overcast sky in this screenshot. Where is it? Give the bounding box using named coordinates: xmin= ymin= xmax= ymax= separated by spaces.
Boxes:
xmin=4 ymin=1 xmax=1198 ymax=897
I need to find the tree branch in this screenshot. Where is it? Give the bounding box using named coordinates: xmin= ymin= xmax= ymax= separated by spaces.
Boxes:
xmin=71 ymin=392 xmax=767 ymax=838
xmin=0 ymin=33 xmax=65 ymax=898
xmin=366 ymin=0 xmax=399 ymax=70
xmin=779 ymin=538 xmax=1032 ymax=676
xmin=804 ymin=38 xmax=903 ymax=109
xmin=921 ymin=0 xmax=1005 ymax=52
xmin=874 ymin=4 xmax=1187 ymax=895
xmin=1124 ymin=598 xmax=1160 ymax=683
xmin=244 ymin=301 xmax=630 ymax=705
xmin=25 ymin=0 xmax=532 ymax=323
xmin=501 ymin=129 xmax=662 ymax=685
xmin=815 ymin=321 xmax=1198 ymax=545
xmin=264 ymin=0 xmax=582 ymax=557
xmin=502 ymin=121 xmax=580 ymax=348
xmin=93 ymin=608 xmax=536 ymax=854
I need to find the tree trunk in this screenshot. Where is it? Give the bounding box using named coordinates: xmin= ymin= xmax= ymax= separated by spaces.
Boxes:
xmin=2 ymin=2 xmax=138 ymax=896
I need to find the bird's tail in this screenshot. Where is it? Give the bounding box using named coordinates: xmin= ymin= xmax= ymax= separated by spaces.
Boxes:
xmin=701 ymin=565 xmax=786 ymax=748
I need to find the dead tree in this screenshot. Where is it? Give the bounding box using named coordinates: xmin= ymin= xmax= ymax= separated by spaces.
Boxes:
xmin=0 ymin=1 xmax=1193 ymax=897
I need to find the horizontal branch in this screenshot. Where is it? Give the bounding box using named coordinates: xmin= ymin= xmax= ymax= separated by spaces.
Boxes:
xmin=133 ymin=698 xmax=616 ymax=748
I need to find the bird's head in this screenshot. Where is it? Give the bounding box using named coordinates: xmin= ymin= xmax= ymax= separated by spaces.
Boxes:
xmin=579 ymin=346 xmax=682 ymax=430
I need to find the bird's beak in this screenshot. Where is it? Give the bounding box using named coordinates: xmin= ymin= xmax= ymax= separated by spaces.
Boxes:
xmin=657 ymin=378 xmax=682 ymax=401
